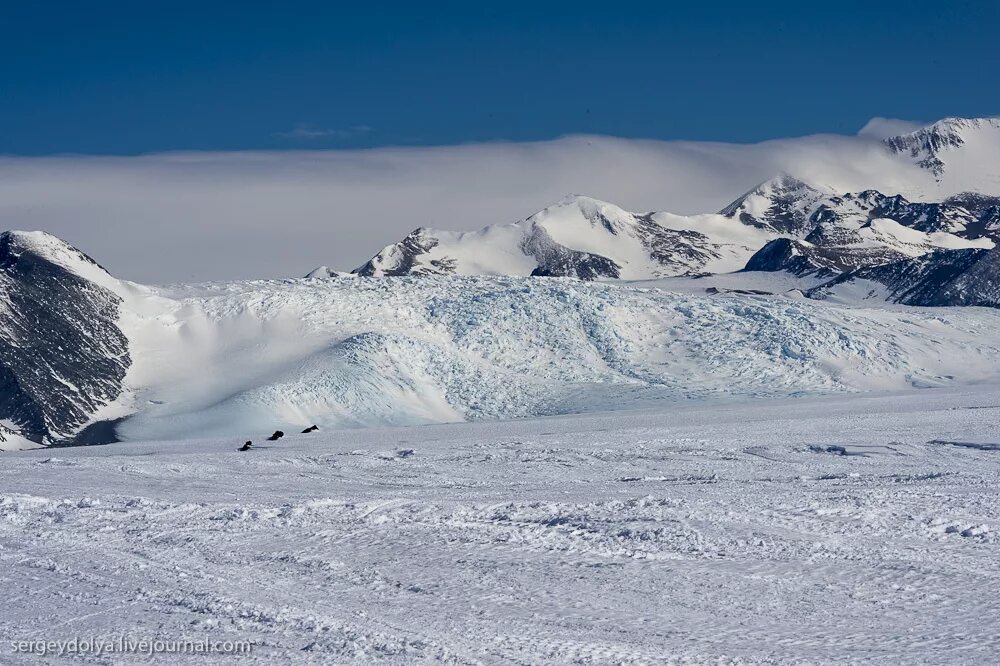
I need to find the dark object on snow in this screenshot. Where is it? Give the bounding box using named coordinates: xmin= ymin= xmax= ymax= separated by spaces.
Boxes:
xmin=302 ymin=425 xmax=319 ymax=433
xmin=705 ymin=286 xmax=774 ymax=296
xmin=238 ymin=441 xmax=252 ymax=451
xmin=267 ymin=430 xmax=285 ymax=441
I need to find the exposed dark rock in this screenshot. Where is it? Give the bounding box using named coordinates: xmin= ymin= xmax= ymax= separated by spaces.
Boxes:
xmin=65 ymin=418 xmax=123 ymax=446
xmin=744 ymin=238 xmax=878 ymax=277
xmin=522 ymin=224 xmax=621 ymax=280
xmin=705 ymin=287 xmax=774 ymax=296
xmin=632 ymin=215 xmax=720 ymax=272
xmin=804 ymin=190 xmax=979 ymax=236
xmin=354 ymin=228 xmax=457 ymax=277
xmin=943 ymin=192 xmax=1000 ymax=239
xmin=0 ymin=231 xmax=130 ymax=443
xmin=882 ymin=119 xmax=967 ymax=176
xmin=881 ymin=118 xmax=1000 ymax=178
xmin=808 ymin=247 xmax=1000 ymax=307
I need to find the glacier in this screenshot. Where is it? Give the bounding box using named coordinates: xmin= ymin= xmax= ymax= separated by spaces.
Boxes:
xmin=67 ymin=272 xmax=1000 ymax=445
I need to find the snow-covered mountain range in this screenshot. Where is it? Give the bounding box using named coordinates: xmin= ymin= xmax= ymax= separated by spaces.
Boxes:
xmin=4 ymin=116 xmax=1000 ymax=449
xmin=339 ymin=194 xmax=775 ymax=280
xmin=314 ymin=117 xmax=1000 ymax=306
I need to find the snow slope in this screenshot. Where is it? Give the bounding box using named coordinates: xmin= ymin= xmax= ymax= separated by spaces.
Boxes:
xmin=2 ymin=387 xmax=999 ymax=663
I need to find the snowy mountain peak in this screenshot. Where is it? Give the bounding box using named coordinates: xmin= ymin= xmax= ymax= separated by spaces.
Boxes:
xmin=305 ymin=265 xmax=354 ymax=278
xmin=719 ymin=174 xmax=831 ymax=234
xmin=2 ymin=229 xmax=95 ymax=268
xmin=0 ymin=230 xmax=122 ymax=295
xmin=337 ymin=167 xmax=1000 ymax=283
xmin=340 ymin=192 xmax=763 ymax=280
xmin=552 ymin=193 xmax=611 ymax=208
xmin=521 ymin=195 xmax=647 ymax=240
xmin=529 ymin=194 xmax=643 ymax=234
xmin=550 ymin=193 xmax=628 ymax=213
xmin=353 ymin=225 xmax=452 ymax=277
xmin=924 ymin=116 xmax=1000 ymax=135
xmin=883 ymin=116 xmax=1000 ymax=178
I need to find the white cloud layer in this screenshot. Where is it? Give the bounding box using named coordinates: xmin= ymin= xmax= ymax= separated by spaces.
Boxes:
xmin=857 ymin=117 xmax=929 ymax=139
xmin=0 ymin=128 xmax=932 ymax=282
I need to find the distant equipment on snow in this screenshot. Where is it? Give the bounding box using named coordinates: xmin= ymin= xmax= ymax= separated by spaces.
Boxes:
xmin=302 ymin=425 xmax=319 ymax=433
xmin=267 ymin=430 xmax=285 ymax=441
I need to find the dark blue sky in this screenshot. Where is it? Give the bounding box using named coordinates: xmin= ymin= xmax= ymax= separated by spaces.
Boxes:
xmin=3 ymin=0 xmax=999 ymax=155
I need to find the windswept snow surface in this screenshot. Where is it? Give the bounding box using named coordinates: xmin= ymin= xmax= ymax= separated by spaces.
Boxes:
xmin=2 ymin=388 xmax=999 ymax=663
xmin=99 ymin=275 xmax=1000 ymax=443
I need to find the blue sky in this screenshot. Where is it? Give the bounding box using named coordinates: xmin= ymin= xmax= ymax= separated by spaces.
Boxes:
xmin=2 ymin=0 xmax=999 ymax=155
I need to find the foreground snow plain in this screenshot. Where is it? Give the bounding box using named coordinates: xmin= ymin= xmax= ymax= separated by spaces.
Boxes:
xmin=2 ymin=386 xmax=999 ymax=664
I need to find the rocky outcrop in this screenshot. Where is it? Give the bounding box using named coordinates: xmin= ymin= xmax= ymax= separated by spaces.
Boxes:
xmin=0 ymin=231 xmax=130 ymax=443
xmin=808 ymin=247 xmax=1000 ymax=308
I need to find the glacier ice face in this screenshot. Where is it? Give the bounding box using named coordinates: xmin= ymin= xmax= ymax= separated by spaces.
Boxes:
xmin=102 ymin=273 xmax=1000 ymax=443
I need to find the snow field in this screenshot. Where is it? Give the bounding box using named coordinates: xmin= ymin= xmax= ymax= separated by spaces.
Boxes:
xmin=2 ymin=388 xmax=999 ymax=663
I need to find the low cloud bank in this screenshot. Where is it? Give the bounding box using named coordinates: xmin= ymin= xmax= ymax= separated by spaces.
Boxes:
xmin=0 ymin=128 xmax=923 ymax=282
xmin=857 ymin=117 xmax=929 ymax=139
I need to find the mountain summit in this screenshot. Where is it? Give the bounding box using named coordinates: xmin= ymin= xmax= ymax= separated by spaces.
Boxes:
xmin=882 ymin=116 xmax=1000 ymax=179
xmin=350 ymin=194 xmax=769 ymax=280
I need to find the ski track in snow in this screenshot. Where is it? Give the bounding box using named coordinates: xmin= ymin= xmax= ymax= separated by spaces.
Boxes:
xmin=2 ymin=388 xmax=999 ymax=664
